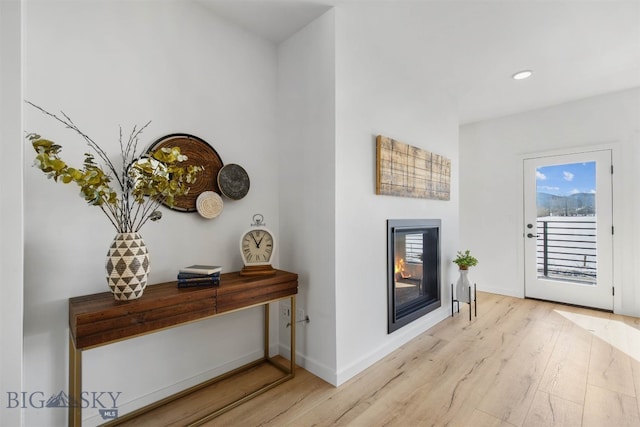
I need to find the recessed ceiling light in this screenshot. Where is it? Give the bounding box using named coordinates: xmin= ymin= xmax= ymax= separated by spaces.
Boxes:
xmin=512 ymin=70 xmax=533 ymax=80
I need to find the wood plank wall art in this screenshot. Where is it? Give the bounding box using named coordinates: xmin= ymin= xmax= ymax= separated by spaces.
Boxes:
xmin=376 ymin=135 xmax=451 ymax=200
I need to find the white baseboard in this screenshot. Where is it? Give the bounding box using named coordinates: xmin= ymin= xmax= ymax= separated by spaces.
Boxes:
xmin=278 ymin=344 xmax=338 ymax=386
xmin=279 ymin=308 xmax=453 ymax=387
xmin=480 ymin=285 xmax=524 ymax=299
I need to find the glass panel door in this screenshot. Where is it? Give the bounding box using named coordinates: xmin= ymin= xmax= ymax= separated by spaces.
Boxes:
xmin=524 ymin=150 xmax=613 ymax=310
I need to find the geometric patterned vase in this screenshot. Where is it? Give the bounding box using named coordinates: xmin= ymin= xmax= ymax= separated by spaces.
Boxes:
xmin=105 ymin=232 xmax=150 ymax=301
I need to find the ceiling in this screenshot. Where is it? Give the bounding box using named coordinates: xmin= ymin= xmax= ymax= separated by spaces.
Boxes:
xmin=198 ymin=0 xmax=640 ymax=124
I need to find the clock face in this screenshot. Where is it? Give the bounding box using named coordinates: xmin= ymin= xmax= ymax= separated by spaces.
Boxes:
xmin=241 ymin=228 xmax=274 ymax=265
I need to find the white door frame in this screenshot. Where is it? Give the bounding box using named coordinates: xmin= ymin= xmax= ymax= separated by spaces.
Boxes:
xmin=517 ymin=143 xmax=621 ymax=313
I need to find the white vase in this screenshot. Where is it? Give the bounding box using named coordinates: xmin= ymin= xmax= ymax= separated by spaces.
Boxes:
xmin=455 ymin=268 xmax=473 ymax=303
xmin=105 ymin=232 xmax=150 ymax=301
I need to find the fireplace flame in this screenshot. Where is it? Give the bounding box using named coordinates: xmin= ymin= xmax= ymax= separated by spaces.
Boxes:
xmin=395 ymin=258 xmax=411 ymax=280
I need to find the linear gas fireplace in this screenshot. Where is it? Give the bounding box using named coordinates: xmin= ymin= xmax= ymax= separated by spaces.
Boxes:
xmin=387 ymin=219 xmax=441 ymax=333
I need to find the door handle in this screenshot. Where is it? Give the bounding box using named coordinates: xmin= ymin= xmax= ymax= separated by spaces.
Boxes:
xmin=527 ymin=233 xmax=538 ymax=238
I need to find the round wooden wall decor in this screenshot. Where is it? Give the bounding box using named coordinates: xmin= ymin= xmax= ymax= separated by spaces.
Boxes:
xmin=146 ymin=134 xmax=223 ymax=212
xmin=196 ymin=191 xmax=223 ymax=219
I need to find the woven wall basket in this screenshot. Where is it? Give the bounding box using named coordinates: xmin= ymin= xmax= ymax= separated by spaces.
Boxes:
xmin=105 ymin=233 xmax=150 ymax=301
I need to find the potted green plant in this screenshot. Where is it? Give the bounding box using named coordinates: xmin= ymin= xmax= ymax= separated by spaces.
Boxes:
xmin=453 ymin=250 xmax=478 ymax=303
xmin=452 ymin=250 xmax=478 ymax=270
xmin=26 ymin=101 xmax=203 ymax=300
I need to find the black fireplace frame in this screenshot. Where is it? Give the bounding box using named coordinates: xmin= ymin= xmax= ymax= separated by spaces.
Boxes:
xmin=387 ymin=219 xmax=441 ymax=333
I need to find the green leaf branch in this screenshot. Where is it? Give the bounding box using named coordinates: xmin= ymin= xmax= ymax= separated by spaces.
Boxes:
xmin=453 ymin=250 xmax=478 ymax=269
xmin=26 ymin=102 xmax=203 ymax=233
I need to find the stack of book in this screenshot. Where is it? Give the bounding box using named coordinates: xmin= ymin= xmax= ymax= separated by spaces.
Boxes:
xmin=177 ymin=265 xmax=222 ymax=288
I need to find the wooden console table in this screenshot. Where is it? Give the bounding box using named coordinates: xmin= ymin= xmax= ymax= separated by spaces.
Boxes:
xmin=68 ymin=270 xmax=298 ymax=426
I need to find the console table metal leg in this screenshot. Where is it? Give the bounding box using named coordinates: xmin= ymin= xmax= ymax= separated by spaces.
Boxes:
xmin=187 ymin=296 xmax=297 ymax=426
xmin=263 ymin=302 xmax=270 ymax=359
xmin=69 ymin=335 xmax=82 ymax=427
xmin=262 ymin=297 xmax=296 ymax=373
xmin=290 ymin=295 xmax=296 ymax=375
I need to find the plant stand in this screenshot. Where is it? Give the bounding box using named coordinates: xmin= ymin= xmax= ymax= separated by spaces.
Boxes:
xmin=451 ymin=282 xmax=477 ymax=321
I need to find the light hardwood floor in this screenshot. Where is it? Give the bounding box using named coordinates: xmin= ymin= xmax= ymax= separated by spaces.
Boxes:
xmin=121 ymin=292 xmax=640 ymax=426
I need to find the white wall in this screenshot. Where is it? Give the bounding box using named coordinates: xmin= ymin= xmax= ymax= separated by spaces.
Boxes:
xmin=277 ymin=10 xmax=337 ymax=381
xmin=23 ymin=1 xmax=279 ymax=425
xmin=333 ymin=4 xmax=460 ymax=385
xmin=460 ymin=88 xmax=640 ymax=316
xmin=277 ymin=2 xmax=464 ymax=387
xmin=0 ymin=1 xmax=24 ymax=426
